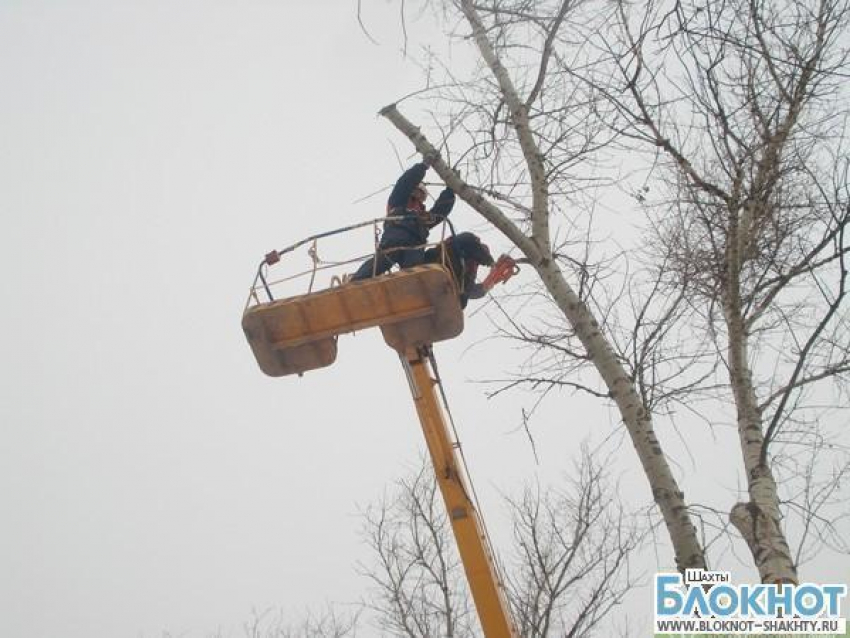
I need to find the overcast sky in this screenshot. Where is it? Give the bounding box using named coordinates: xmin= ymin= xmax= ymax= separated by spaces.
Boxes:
xmin=2 ymin=2 xmax=847 ymax=638
xmin=0 ymin=3 xmax=545 ymax=636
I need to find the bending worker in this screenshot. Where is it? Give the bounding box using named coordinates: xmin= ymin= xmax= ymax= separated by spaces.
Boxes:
xmin=424 ymin=231 xmax=520 ymax=309
xmin=351 ymin=159 xmax=454 ymax=281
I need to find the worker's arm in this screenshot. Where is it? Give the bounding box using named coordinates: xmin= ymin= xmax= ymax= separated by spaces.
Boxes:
xmin=466 ymin=253 xmax=517 ymax=302
xmin=387 ymin=163 xmax=428 ymax=211
xmin=427 ymin=188 xmax=455 ymax=226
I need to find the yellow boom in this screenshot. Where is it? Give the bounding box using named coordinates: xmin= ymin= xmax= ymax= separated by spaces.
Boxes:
xmin=244 ymin=264 xmax=517 ymax=636
xmin=401 ymin=346 xmax=518 ymax=638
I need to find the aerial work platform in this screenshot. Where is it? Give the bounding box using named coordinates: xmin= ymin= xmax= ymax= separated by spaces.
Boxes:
xmin=242 ymin=264 xmax=464 ymax=377
xmin=242 ymin=219 xmax=518 ymax=636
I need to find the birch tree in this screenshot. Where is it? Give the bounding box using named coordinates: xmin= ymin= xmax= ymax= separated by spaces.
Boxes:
xmin=591 ymin=0 xmax=850 ymax=584
xmin=364 ymin=0 xmax=850 ymax=584
xmin=373 ymin=0 xmax=709 ymax=573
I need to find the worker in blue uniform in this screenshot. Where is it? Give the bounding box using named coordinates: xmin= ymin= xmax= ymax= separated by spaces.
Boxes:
xmin=351 ymin=160 xmax=455 ymax=280
xmin=424 ymin=232 xmax=496 ymax=308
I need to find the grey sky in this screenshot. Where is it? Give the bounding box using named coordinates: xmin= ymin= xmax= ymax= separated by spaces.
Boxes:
xmin=0 ymin=3 xmax=539 ymax=635
xmin=2 ymin=2 xmax=847 ymax=637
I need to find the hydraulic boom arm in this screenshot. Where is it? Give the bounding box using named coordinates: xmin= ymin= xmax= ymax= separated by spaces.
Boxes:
xmin=401 ymin=346 xmax=518 ymax=638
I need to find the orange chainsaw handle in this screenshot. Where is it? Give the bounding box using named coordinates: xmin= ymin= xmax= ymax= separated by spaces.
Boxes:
xmin=482 ymin=254 xmax=519 ymax=290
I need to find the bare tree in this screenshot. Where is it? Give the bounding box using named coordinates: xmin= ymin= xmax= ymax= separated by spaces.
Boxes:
xmin=376 ymin=0 xmax=709 ymax=575
xmin=358 ymin=465 xmax=477 ymax=638
xmin=193 ymin=605 xmax=360 ymax=638
xmin=241 ymin=606 xmax=360 ymax=638
xmin=589 ymin=0 xmax=850 ymax=583
xmin=505 ymin=446 xmax=643 ymax=637
xmin=364 ymin=0 xmax=849 ymax=584
xmin=359 ymin=454 xmax=642 ymax=637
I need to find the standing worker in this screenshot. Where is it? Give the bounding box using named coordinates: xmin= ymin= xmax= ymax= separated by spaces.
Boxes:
xmin=351 ymin=158 xmax=455 ymax=280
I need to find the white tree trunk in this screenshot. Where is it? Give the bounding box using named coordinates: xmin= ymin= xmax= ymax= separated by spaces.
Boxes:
xmin=724 ymin=210 xmax=798 ymax=585
xmin=381 ymin=102 xmax=706 ymax=572
xmin=537 ymin=260 xmax=706 ymax=572
xmin=380 ymin=0 xmax=710 ymax=572
xmin=724 ymin=296 xmax=798 ymax=584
